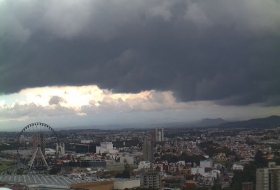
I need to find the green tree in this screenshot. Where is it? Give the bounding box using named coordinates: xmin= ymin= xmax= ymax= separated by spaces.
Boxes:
xmin=115 ymin=169 xmax=130 ymax=178
xmin=231 ymin=163 xmax=256 ymax=189
xmin=254 ymin=150 xmax=267 ymax=167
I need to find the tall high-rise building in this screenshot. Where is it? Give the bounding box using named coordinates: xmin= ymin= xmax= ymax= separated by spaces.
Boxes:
xmin=256 ymin=162 xmax=280 ymax=190
xmin=143 ymin=141 xmax=153 ymax=162
xmin=155 ymin=127 xmax=164 ymax=142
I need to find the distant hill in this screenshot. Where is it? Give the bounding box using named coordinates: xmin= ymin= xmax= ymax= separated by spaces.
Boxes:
xmin=218 ymin=115 xmax=280 ymax=128
xmin=54 ymin=115 xmax=280 ymax=130
xmin=194 ymin=118 xmax=226 ymax=127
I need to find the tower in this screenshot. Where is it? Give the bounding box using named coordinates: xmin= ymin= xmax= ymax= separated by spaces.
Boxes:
xmin=256 ymin=162 xmax=280 ymax=190
xmin=155 ymin=127 xmax=164 ymax=142
xmin=143 ymin=141 xmax=153 ymax=162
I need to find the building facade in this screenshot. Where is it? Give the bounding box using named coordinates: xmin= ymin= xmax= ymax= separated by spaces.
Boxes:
xmin=200 ymin=160 xmax=213 ymax=168
xmin=143 ymin=141 xmax=154 ymax=162
xmin=120 ymin=155 xmax=136 ymax=165
xmin=256 ymin=162 xmax=280 ymax=190
xmin=155 ymin=127 xmax=164 ymax=142
xmin=140 ymin=171 xmax=161 ymax=189
xmin=56 ymin=142 xmax=65 ymax=155
xmin=96 ymin=142 xmax=118 ymax=154
xmin=138 ymin=161 xmax=151 ymax=170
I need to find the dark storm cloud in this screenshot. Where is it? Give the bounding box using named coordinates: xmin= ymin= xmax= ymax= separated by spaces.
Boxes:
xmin=1 ymin=0 xmax=280 ymax=105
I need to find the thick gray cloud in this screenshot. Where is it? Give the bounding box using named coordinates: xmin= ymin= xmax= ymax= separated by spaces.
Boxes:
xmin=49 ymin=96 xmax=64 ymax=105
xmin=1 ymin=0 xmax=280 ymax=105
xmin=0 ymin=102 xmax=76 ymax=119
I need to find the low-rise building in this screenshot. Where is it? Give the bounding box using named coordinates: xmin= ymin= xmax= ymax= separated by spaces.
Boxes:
xmin=96 ymin=142 xmax=118 ymax=154
xmin=138 ymin=161 xmax=151 ymax=170
xmin=140 ymin=171 xmax=161 ymax=189
xmin=191 ymin=167 xmax=205 ymax=175
xmin=119 ymin=155 xmax=136 ymax=165
xmin=232 ymin=164 xmax=244 ymax=171
xmin=200 ymin=160 xmax=213 ymax=168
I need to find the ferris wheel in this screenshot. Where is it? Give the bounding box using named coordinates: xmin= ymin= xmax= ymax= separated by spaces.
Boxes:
xmin=16 ymin=122 xmax=61 ymax=171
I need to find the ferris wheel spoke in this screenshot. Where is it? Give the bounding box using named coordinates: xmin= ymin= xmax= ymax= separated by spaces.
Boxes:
xmin=16 ymin=122 xmax=60 ymax=172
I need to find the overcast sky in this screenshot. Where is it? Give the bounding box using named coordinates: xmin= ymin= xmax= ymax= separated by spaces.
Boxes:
xmin=1 ymin=0 xmax=280 ymax=131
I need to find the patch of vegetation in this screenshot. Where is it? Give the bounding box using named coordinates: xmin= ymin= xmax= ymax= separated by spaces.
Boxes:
xmin=213 ymin=160 xmax=227 ymax=166
xmin=199 ymin=141 xmax=235 ymax=157
xmin=159 ymin=153 xmax=205 ymax=166
xmin=0 ymin=160 xmax=15 ymax=173
xmin=115 ymin=169 xmax=130 ymax=178
xmin=0 ymin=143 xmax=17 ymax=151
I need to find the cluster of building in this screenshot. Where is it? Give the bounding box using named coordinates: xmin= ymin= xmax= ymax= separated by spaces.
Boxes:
xmin=1 ymin=125 xmax=280 ymax=189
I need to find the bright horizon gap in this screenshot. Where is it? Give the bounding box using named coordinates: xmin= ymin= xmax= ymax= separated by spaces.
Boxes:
xmin=0 ymin=85 xmax=280 ymax=130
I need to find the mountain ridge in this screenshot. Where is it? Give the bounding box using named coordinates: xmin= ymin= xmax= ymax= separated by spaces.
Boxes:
xmin=194 ymin=118 xmax=226 ymax=127
xmin=217 ymin=115 xmax=280 ymax=128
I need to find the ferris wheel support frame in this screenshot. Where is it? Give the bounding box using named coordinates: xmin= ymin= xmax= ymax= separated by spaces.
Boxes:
xmin=28 ymin=146 xmax=48 ymax=170
xmin=16 ymin=122 xmax=60 ymax=171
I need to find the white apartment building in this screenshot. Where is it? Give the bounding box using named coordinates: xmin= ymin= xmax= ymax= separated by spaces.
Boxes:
xmin=232 ymin=164 xmax=244 ymax=171
xmin=119 ymin=155 xmax=136 ymax=165
xmin=56 ymin=142 xmax=65 ymax=155
xmin=155 ymin=127 xmax=164 ymax=142
xmin=96 ymin=142 xmax=118 ymax=154
xmin=256 ymin=162 xmax=280 ymax=190
xmin=138 ymin=161 xmax=151 ymax=170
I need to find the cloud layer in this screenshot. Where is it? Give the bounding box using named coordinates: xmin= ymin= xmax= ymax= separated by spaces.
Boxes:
xmin=1 ymin=0 xmax=280 ymax=106
xmin=1 ymin=86 xmax=279 ymax=130
xmin=0 ymin=86 xmax=189 ymax=120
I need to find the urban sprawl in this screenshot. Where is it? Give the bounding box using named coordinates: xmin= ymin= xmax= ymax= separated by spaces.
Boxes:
xmin=0 ymin=124 xmax=280 ymax=190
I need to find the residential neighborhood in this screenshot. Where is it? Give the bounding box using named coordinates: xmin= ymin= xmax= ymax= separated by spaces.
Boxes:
xmin=0 ymin=121 xmax=280 ymax=189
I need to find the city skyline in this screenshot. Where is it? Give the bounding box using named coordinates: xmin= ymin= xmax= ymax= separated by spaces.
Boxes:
xmin=1 ymin=0 xmax=280 ymax=130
